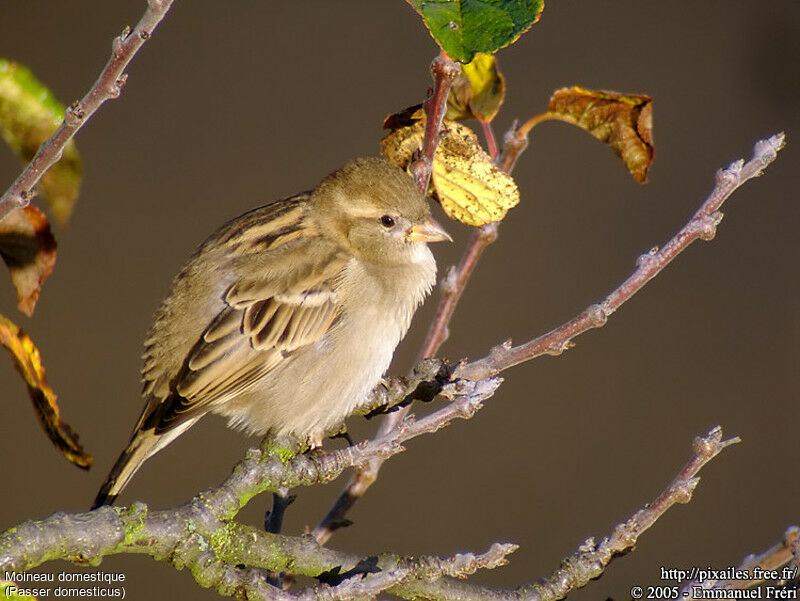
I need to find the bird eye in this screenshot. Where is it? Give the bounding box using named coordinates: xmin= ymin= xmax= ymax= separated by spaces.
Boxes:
xmin=379 ymin=215 xmax=395 ymax=228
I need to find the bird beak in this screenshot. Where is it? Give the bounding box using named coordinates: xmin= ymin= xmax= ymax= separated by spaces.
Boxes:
xmin=406 ymin=216 xmax=453 ymax=243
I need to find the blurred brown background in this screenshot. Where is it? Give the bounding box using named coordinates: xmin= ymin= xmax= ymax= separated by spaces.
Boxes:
xmin=1 ymin=2 xmax=798 ymax=600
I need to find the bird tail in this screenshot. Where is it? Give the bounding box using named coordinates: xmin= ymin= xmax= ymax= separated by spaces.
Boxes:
xmin=91 ymin=432 xmax=159 ymax=509
xmin=91 ymin=417 xmax=198 ymax=510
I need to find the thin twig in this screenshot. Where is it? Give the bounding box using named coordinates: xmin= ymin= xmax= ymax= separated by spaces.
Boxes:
xmin=520 ymin=427 xmax=739 ymax=601
xmin=496 ymin=112 xmax=564 ymax=173
xmin=307 ymin=379 xmax=500 ymax=544
xmin=419 ymin=223 xmax=499 ymax=360
xmin=497 ymin=119 xmax=530 ymax=173
xmin=218 ymin=563 xmax=416 ymax=601
xmin=409 ymin=52 xmax=460 ymax=193
xmin=0 ymin=0 xmax=175 ymax=221
xmin=482 ymin=120 xmax=499 ymax=160
xmin=264 ymin=488 xmax=296 ymax=589
xmin=458 ymin=132 xmax=786 ymax=381
xmin=682 ymin=526 xmax=800 ymax=598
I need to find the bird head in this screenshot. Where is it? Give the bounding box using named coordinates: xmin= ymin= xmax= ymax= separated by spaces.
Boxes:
xmin=312 ymin=157 xmax=451 ymax=265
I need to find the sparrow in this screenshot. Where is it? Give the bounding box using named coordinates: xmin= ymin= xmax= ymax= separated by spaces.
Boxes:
xmin=92 ymin=157 xmax=451 ymax=509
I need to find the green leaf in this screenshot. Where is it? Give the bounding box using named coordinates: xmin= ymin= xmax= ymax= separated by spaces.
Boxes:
xmin=1 ymin=581 xmax=39 ymax=601
xmin=0 ymin=59 xmax=82 ymax=223
xmin=406 ymin=0 xmax=544 ymax=63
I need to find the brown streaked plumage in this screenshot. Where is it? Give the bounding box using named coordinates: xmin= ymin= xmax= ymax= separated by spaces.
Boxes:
xmin=92 ymin=157 xmax=451 ymax=508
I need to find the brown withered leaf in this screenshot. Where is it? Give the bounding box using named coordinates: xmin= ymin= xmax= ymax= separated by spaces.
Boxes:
xmin=548 ymin=86 xmax=654 ymax=183
xmin=381 ymin=112 xmax=519 ymax=226
xmin=0 ymin=205 xmax=57 ymax=316
xmin=0 ymin=314 xmax=92 ymax=469
xmin=447 ymin=52 xmax=506 ymax=123
xmin=382 ymin=104 xmax=424 ymax=134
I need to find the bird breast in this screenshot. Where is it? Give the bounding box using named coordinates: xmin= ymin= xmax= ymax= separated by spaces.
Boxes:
xmin=220 ymin=248 xmax=437 ymax=439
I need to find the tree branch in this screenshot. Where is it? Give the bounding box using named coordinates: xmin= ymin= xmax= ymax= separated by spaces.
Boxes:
xmin=520 ymin=427 xmax=739 ymax=601
xmin=482 ymin=120 xmax=499 ymax=160
xmin=0 ymin=500 xmax=517 ymax=601
xmin=214 ymin=377 xmax=501 ymax=520
xmin=682 ymin=526 xmax=800 ymax=598
xmin=408 ymin=52 xmax=460 ymax=194
xmin=496 ymin=120 xmax=530 ymax=174
xmin=457 ymin=132 xmax=786 ymax=381
xmin=0 ymin=0 xmax=175 ymax=221
xmin=0 ymin=427 xmax=735 ymax=601
xmin=420 ymin=223 xmax=499 ymax=360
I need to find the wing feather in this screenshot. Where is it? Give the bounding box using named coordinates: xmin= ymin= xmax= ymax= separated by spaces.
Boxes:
xmin=150 ymin=236 xmax=348 ymax=432
xmin=243 ymin=299 xmax=279 ymax=336
xmin=203 ymin=308 xmax=242 ymax=343
xmin=187 ymin=328 xmax=240 ymax=371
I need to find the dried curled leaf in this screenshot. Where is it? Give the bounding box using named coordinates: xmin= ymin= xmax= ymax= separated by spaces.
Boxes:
xmin=0 ymin=59 xmax=82 ymax=223
xmin=547 ymin=86 xmax=654 ymax=183
xmin=0 ymin=314 xmax=92 ymax=469
xmin=447 ymin=52 xmax=506 ymax=122
xmin=382 ymin=109 xmax=519 ymax=226
xmin=0 ymin=205 xmax=57 ymax=316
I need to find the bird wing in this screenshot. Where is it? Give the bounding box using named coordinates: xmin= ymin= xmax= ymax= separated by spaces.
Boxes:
xmin=140 ymin=203 xmax=350 ymax=435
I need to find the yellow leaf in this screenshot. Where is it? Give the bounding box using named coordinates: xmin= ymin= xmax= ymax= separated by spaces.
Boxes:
xmin=0 ymin=314 xmax=92 ymax=469
xmin=381 ymin=111 xmax=519 ymax=226
xmin=380 ymin=106 xmax=426 ymax=169
xmin=447 ymin=52 xmax=506 ymax=123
